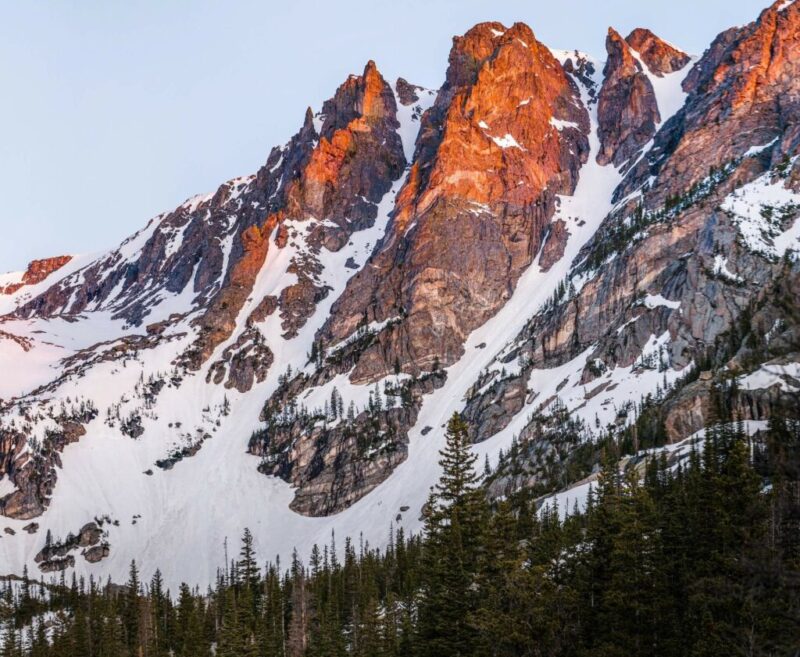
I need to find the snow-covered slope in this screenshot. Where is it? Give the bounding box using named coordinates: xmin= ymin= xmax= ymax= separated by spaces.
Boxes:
xmin=1 ymin=3 xmax=799 ymax=588
xmin=0 ymin=82 xmax=442 ymax=586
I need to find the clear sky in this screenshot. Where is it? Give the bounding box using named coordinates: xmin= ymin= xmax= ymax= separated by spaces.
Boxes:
xmin=0 ymin=0 xmax=770 ymax=272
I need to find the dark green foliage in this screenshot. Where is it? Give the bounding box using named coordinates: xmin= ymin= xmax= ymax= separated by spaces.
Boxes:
xmin=1 ymin=415 xmax=798 ymax=656
xmin=580 ymin=158 xmax=740 ymax=274
xmin=417 ymin=413 xmax=488 ymax=657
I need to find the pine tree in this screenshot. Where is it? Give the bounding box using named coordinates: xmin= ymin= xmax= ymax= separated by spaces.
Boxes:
xmin=417 ymin=413 xmax=487 ymax=657
xmin=217 ymin=587 xmax=246 ymax=657
xmin=1 ymin=624 xmax=18 ymax=657
xmin=239 ymin=527 xmax=260 ymax=595
xmin=122 ymin=560 xmax=142 ymax=652
xmin=287 ymin=551 xmax=309 ymax=657
xmin=258 ymin=564 xmax=287 ymax=657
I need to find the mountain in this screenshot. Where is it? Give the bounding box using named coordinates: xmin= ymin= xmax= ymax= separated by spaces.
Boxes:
xmin=1 ymin=0 xmax=799 ymax=587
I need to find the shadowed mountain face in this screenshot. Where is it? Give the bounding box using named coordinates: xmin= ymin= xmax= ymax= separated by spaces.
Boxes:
xmin=0 ymin=0 xmax=798 ymax=586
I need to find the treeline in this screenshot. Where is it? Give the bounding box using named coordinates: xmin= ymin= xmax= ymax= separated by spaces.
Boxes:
xmin=1 ymin=414 xmax=798 ymax=657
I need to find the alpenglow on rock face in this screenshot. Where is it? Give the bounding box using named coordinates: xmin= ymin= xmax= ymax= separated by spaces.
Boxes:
xmin=0 ymin=0 xmax=798 ymax=587
xmin=319 ymin=22 xmax=590 ymax=384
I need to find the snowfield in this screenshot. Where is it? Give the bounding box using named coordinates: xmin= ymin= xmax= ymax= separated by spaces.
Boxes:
xmin=0 ymin=45 xmax=793 ymax=590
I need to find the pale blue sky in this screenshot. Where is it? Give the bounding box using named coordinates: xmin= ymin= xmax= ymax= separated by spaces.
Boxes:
xmin=0 ymin=0 xmax=768 ymax=271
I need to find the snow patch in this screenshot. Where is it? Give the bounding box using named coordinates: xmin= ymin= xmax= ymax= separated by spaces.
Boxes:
xmin=744 ymin=137 xmax=779 ymax=158
xmin=722 ymin=171 xmax=800 ymax=259
xmin=712 ymin=255 xmax=744 ymax=283
xmin=491 ymin=133 xmax=524 ymax=150
xmin=629 ymin=48 xmax=691 ymax=124
xmin=642 ymin=294 xmax=681 ymax=310
xmin=550 ymin=117 xmax=580 ymax=131
xmin=739 ymin=361 xmax=800 ymax=392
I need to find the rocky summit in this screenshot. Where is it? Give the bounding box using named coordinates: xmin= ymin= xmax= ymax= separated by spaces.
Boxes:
xmin=1 ymin=0 xmax=799 ymax=587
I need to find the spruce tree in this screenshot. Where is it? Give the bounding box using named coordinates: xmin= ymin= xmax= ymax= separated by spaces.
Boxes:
xmin=417 ymin=413 xmax=487 ymax=657
xmin=122 ymin=560 xmax=141 ymax=652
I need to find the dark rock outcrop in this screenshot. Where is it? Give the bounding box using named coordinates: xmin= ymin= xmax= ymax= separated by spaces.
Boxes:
xmin=539 ymin=219 xmax=570 ymax=272
xmin=596 ymin=28 xmax=660 ymax=167
xmin=0 ymin=408 xmax=96 ymax=520
xmin=250 ymin=370 xmax=446 ymax=515
xmin=35 ymin=521 xmax=105 ymax=571
xmin=395 ymin=77 xmax=422 ymax=105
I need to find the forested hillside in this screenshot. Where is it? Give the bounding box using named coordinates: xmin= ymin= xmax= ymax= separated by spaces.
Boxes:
xmin=1 ymin=410 xmax=797 ymax=657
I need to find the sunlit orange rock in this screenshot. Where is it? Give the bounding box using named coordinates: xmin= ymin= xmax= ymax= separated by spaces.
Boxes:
xmin=320 ymin=22 xmax=591 ymax=383
xmin=626 ymin=28 xmax=690 ymax=76
xmin=0 ymin=256 xmax=72 ymax=295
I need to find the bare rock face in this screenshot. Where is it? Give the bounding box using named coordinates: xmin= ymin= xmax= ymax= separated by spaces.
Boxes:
xmin=182 ymin=215 xmax=281 ymax=372
xmin=206 ymin=325 xmax=274 ymax=393
xmin=21 ymin=256 xmax=73 ymax=285
xmin=83 ymin=544 xmax=110 ymax=563
xmin=618 ymin=0 xmax=800 ymax=206
xmin=460 ymin=3 xmax=800 ymax=450
xmin=282 ymin=60 xmax=405 ymax=229
xmin=248 ymin=21 xmax=592 ymax=516
xmin=596 ymin=28 xmax=660 ymax=167
xmin=539 ymin=219 xmax=570 ymax=272
xmin=395 ymin=77 xmax=422 ymax=105
xmin=250 ymin=368 xmax=447 ymax=516
xmin=626 ymin=28 xmax=691 ymax=76
xmin=318 ymin=22 xmax=590 ymax=385
xmin=460 ymin=164 xmax=772 ymax=444
xmin=182 ymin=60 xmax=406 ymax=372
xmin=38 ymin=556 xmax=74 ymax=573
xmin=0 ymin=411 xmax=95 ymax=519
xmin=14 ymin=180 xmax=252 ymax=326
xmin=0 ymin=256 xmax=72 ymax=295
xmin=662 ymin=268 xmax=800 ymax=440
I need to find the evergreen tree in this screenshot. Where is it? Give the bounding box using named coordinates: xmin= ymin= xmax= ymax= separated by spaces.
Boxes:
xmin=417 ymin=413 xmax=488 ymax=657
xmin=120 ymin=559 xmax=141 ymax=652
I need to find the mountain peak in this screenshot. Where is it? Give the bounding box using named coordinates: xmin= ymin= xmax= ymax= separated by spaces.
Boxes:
xmin=318 ymin=59 xmax=397 ymax=136
xmin=315 ymin=18 xmax=590 ymax=390
xmin=625 ymin=27 xmax=690 ymax=76
xmin=606 ymin=26 xmax=641 ymax=66
xmin=767 ymin=0 xmax=797 ymax=15
xmin=596 ymin=26 xmax=660 ymax=166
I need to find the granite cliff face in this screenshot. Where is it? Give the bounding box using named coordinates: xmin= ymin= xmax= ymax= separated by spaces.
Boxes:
xmin=462 ymin=0 xmax=800 ymax=449
xmin=618 ymin=0 xmax=800 ymax=205
xmin=319 ymin=22 xmax=590 ymax=383
xmin=596 ymin=28 xmax=663 ymax=167
xmin=625 ymin=28 xmax=691 ymax=76
xmin=596 ymin=28 xmax=691 ymax=168
xmin=245 ymin=23 xmax=594 ymax=513
xmin=0 ymin=1 xmax=798 ymax=585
